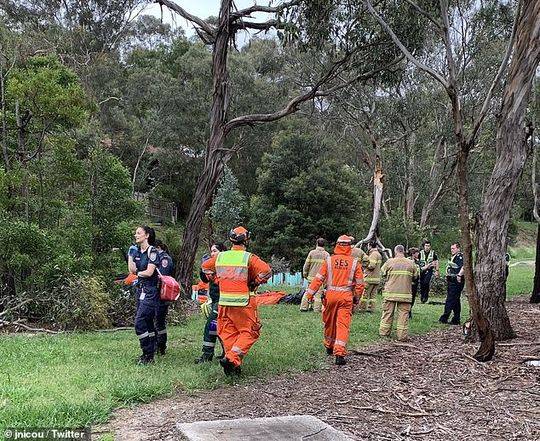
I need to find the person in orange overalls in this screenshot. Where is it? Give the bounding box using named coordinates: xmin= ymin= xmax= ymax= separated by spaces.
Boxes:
xmin=201 ymin=226 xmax=271 ymax=376
xmin=305 ymin=235 xmax=365 ymax=365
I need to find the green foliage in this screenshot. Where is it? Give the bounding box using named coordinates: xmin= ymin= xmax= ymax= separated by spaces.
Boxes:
xmin=55 ymin=276 xmax=112 ymax=330
xmin=380 ymin=211 xmax=427 ymax=250
xmin=209 ymin=166 xmax=246 ymax=242
xmin=250 ymin=128 xmax=368 ymax=269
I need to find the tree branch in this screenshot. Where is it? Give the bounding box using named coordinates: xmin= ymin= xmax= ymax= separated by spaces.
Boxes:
xmin=232 ymin=0 xmax=300 ymax=18
xmin=224 ymin=56 xmax=401 ymax=133
xmin=155 ymin=0 xmax=216 ymax=42
xmin=466 ymin=0 xmax=522 ymax=145
xmin=233 ymin=19 xmax=281 ymax=31
xmin=365 ymin=0 xmax=450 ymax=90
xmin=404 ymin=0 xmax=443 ymax=31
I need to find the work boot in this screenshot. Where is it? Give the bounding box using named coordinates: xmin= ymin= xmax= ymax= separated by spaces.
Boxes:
xmin=326 ymin=347 xmax=333 ymax=356
xmin=335 ymin=356 xmax=346 ymax=366
xmin=137 ymin=354 xmax=154 ymax=365
xmin=195 ymin=353 xmax=213 ymax=364
xmin=450 ymin=319 xmax=460 ymax=325
xmin=438 ymin=315 xmax=449 ymax=324
xmin=219 ymin=357 xmax=236 ymax=376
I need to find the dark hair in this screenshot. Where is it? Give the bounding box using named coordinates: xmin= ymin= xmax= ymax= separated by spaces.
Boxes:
xmin=213 ymin=242 xmax=227 ymax=252
xmin=422 ymin=239 xmax=431 ymax=246
xmin=451 ymin=242 xmax=461 ymax=249
xmin=155 ymin=239 xmax=168 ymax=253
xmin=368 ymin=241 xmax=377 ymax=249
xmin=140 ymin=225 xmax=156 ymax=246
xmin=316 ymin=238 xmax=326 ymax=247
xmin=407 ymin=247 xmax=419 ymax=257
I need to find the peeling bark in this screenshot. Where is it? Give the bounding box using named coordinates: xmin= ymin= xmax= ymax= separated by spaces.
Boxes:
xmin=474 ymin=0 xmax=539 ymax=339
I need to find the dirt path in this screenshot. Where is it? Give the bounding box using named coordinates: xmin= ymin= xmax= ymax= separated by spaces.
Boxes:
xmin=101 ymin=297 xmax=540 ymax=440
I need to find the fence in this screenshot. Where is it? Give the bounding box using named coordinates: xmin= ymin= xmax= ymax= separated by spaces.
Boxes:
xmin=266 ymin=271 xmax=303 ymax=286
xmin=134 ymin=192 xmax=178 ymax=224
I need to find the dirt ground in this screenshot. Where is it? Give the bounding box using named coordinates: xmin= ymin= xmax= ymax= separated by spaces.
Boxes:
xmin=100 ymin=297 xmax=540 ymax=441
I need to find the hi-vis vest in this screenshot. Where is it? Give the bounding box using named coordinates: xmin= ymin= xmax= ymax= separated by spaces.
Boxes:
xmin=216 ymin=250 xmax=252 ymax=307
xmin=419 ymin=250 xmax=434 ymax=268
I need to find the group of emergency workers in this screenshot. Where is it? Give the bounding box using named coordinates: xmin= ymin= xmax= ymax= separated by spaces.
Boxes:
xmin=302 ymin=236 xmax=466 ymax=365
xmin=127 ymin=222 xmax=467 ymax=372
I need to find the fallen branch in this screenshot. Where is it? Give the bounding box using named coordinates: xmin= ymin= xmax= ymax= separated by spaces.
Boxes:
xmin=96 ymin=327 xmax=133 ymax=333
xmin=0 ymin=320 xmax=61 ymax=334
xmin=497 ymin=341 xmax=540 ymax=347
xmin=349 ymin=349 xmax=387 ymax=358
xmin=0 ymin=299 xmax=33 ymax=317
xmin=351 ymin=405 xmax=439 ymax=418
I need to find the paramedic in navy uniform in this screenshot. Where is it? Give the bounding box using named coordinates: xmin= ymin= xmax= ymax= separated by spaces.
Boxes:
xmin=154 ymin=239 xmax=174 ymax=355
xmin=128 ymin=226 xmax=159 ymax=365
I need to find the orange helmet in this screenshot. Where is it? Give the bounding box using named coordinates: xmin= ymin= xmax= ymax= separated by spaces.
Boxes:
xmin=229 ymin=226 xmax=250 ymax=244
xmin=336 ymin=235 xmax=353 ymax=245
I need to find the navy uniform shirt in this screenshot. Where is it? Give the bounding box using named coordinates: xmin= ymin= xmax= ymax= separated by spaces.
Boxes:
xmin=134 ymin=246 xmax=160 ymax=293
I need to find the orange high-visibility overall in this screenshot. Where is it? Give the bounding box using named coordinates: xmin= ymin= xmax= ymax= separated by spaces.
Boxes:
xmin=307 ymin=243 xmax=365 ymax=356
xmin=202 ymin=245 xmax=271 ymax=367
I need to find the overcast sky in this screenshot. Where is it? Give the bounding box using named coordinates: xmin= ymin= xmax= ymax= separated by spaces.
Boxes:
xmin=144 ymin=1 xmax=267 ymax=38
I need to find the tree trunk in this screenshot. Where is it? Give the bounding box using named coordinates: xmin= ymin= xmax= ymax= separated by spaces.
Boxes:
xmin=531 ymin=223 xmax=540 ymax=303
xmin=475 ymin=0 xmax=539 ymax=337
xmin=175 ymin=0 xmax=232 ymax=296
xmin=456 ymin=143 xmax=496 ymax=361
xmin=0 ymin=65 xmax=9 ymax=170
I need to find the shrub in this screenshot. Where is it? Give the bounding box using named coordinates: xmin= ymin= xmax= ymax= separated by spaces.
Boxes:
xmin=55 ymin=276 xmax=112 ymax=330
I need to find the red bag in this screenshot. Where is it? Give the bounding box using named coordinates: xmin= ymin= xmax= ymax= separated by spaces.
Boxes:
xmin=158 ymin=270 xmax=181 ymax=301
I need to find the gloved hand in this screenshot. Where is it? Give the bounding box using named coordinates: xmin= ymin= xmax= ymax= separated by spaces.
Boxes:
xmin=128 ymin=245 xmax=138 ymax=257
xmin=201 ymin=253 xmax=210 ymax=263
xmin=353 ymin=296 xmax=360 ymax=305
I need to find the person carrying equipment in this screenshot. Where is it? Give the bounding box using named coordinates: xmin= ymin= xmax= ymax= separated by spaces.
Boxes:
xmin=154 ymin=239 xmax=174 ymax=356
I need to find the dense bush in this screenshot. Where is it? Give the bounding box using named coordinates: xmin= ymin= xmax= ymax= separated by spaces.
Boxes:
xmin=55 ymin=276 xmax=112 ymax=330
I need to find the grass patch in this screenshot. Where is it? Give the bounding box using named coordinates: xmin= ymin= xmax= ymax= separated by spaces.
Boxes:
xmin=0 ymin=263 xmax=534 ymax=432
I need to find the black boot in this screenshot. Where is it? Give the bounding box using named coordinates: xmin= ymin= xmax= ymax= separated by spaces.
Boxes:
xmin=219 ymin=357 xmax=235 ymax=376
xmin=335 ymin=356 xmax=346 ymax=366
xmin=137 ymin=354 xmax=154 ymax=365
xmin=439 ymin=315 xmax=449 ymax=324
xmin=195 ymin=353 xmax=214 ymax=364
xmin=326 ymin=347 xmax=333 ymax=355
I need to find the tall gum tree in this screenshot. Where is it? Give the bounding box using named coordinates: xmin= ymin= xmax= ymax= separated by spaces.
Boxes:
xmin=367 ymin=0 xmax=539 ymax=360
xmin=156 ymin=0 xmax=406 ymax=294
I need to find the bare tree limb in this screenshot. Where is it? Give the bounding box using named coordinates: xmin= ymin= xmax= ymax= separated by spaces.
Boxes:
xmin=233 ymin=19 xmax=281 ymax=31
xmin=224 ymin=56 xmax=402 ymax=132
xmin=404 ymin=0 xmax=442 ymax=31
xmin=155 ymin=0 xmax=216 ymax=42
xmin=232 ymin=0 xmax=300 ymax=18
xmin=365 ymin=0 xmax=450 ymax=90
xmin=466 ymin=0 xmax=522 ymax=145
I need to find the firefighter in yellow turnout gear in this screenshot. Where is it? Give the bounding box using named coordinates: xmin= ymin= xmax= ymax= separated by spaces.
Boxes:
xmin=300 ymin=238 xmax=330 ymax=312
xmin=379 ymin=245 xmax=419 ymax=341
xmin=359 ymin=242 xmax=382 ymax=313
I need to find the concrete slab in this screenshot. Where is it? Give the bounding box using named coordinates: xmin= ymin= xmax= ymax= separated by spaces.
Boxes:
xmin=177 ymin=415 xmax=353 ymax=441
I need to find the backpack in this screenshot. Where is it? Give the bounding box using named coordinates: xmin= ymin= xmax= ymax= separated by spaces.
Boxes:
xmin=157 ymin=269 xmax=181 ymax=301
